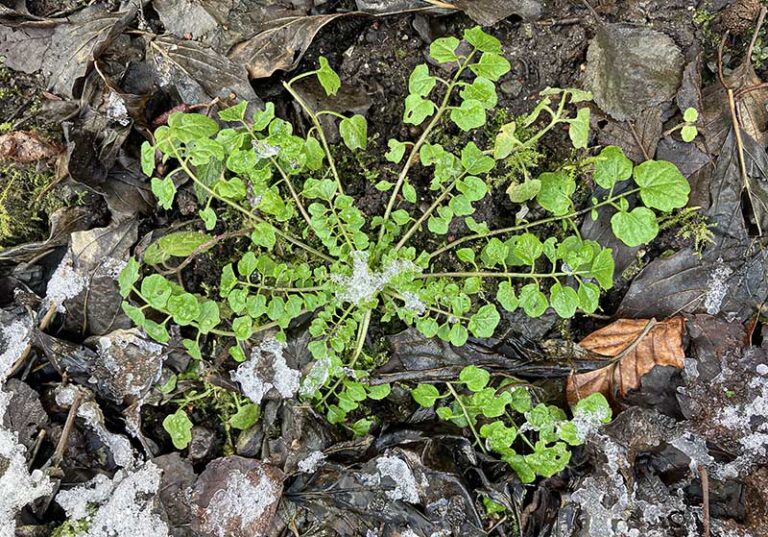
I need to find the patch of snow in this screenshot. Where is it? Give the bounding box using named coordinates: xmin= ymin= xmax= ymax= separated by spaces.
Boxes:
xmin=105 ymin=91 xmax=131 ymax=126
xmin=232 ymin=337 xmax=300 ymax=404
xmin=401 ymin=291 xmax=426 ymax=316
xmin=56 ymin=461 xmax=168 ymax=537
xmin=683 ymin=358 xmax=700 ymax=381
xmin=331 ymin=251 xmax=419 ymax=305
xmin=251 ymin=139 xmax=280 ymax=159
xmin=297 ymin=450 xmax=326 ymax=474
xmin=569 ymin=398 xmax=612 ymax=442
xmin=363 ymin=456 xmax=421 ymax=504
xmin=45 ymin=252 xmax=86 ymax=310
xmin=757 ymin=364 xmax=768 ymax=376
xmin=0 ymin=320 xmax=30 ymax=380
xmin=704 ymin=260 xmax=732 ymax=315
xmin=300 ymin=357 xmax=331 ymax=398
xmin=205 ymin=470 xmax=278 ymax=537
xmin=0 ymin=386 xmax=53 ymax=537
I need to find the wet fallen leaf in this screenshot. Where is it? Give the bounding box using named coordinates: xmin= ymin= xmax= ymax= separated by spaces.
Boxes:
xmin=565 ymin=317 xmax=685 ymax=405
xmin=596 ymin=106 xmax=663 ymax=163
xmin=228 ymin=13 xmax=355 ymax=79
xmin=0 ymin=131 xmax=60 ymax=162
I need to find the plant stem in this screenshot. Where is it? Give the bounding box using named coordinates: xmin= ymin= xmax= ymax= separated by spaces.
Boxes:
xmin=283 ymin=81 xmax=344 ymax=196
xmin=427 ymin=188 xmax=640 ymax=259
xmin=446 ymin=382 xmax=488 ymax=455
xmin=395 ymin=176 xmax=460 ymax=250
xmin=171 ymin=147 xmax=334 ymax=263
xmin=378 ymin=51 xmax=476 ymax=241
xmin=416 ymin=270 xmax=587 ymax=279
xmin=270 ymin=157 xmax=313 ymax=228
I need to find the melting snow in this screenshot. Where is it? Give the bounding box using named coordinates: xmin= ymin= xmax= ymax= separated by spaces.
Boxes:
xmin=331 ymin=251 xmax=419 ymax=305
xmin=105 ymin=91 xmax=131 ymax=127
xmin=704 ymin=260 xmax=732 ymax=315
xmin=0 ymin=320 xmax=29 ymax=377
xmin=205 ymin=470 xmax=278 ymax=537
xmin=56 ymin=461 xmax=168 ymax=537
xmin=300 ymin=357 xmax=332 ymax=398
xmin=45 ymin=252 xmax=86 ymax=310
xmin=297 ymin=450 xmax=326 ymax=473
xmin=232 ymin=337 xmax=300 ymax=404
xmin=362 ymin=455 xmax=422 ymax=504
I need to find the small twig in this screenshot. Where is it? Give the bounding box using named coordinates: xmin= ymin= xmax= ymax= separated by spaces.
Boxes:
xmin=27 ymin=429 xmax=46 ymax=471
xmin=699 ymin=464 xmax=711 ymax=537
xmin=9 ymin=302 xmax=58 ymax=377
xmin=746 ymin=7 xmax=767 ymax=64
xmin=628 ymin=121 xmax=651 ymax=161
xmin=157 ymin=228 xmax=251 ymax=276
xmin=50 ymin=391 xmax=83 ymax=470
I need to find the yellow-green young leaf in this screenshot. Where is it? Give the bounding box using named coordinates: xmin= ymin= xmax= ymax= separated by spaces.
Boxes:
xmin=151 ymin=176 xmax=176 ymax=210
xmin=251 ymin=222 xmax=276 ymax=248
xmin=163 ymin=409 xmax=193 ymax=450
xmin=460 ymin=77 xmax=497 ymax=109
xmin=536 ymin=171 xmax=575 ymax=216
xmin=468 ymin=304 xmax=500 ymax=338
xmin=593 ymin=146 xmax=632 ymax=189
xmin=409 ymin=64 xmax=436 ymax=97
xmin=118 ymin=257 xmax=140 ymax=298
xmin=681 ymin=125 xmax=697 ymax=142
xmin=140 ymin=142 xmax=155 ymax=176
xmin=506 ymin=179 xmax=541 ymax=203
xmin=519 ymin=283 xmax=548 ymax=317
xmin=316 ymin=56 xmax=341 ymax=96
xmin=385 ymin=139 xmax=407 ymax=163
xmin=549 ymin=283 xmax=579 ymax=318
xmin=253 ymin=102 xmax=275 ymax=131
xmin=460 ymin=365 xmax=490 ymax=391
xmin=497 ymin=281 xmax=518 ymax=312
xmin=143 ymin=231 xmax=213 ymax=265
xmin=633 ymin=160 xmax=690 ymax=211
xmin=339 ymin=115 xmax=367 ymax=150
xmin=167 ymin=293 xmax=200 ymax=326
xmin=197 ymin=300 xmax=220 ymax=334
xmin=461 ymin=142 xmax=495 ymax=174
xmin=141 ymin=274 xmax=172 ymax=309
xmin=578 ymin=282 xmax=600 ymax=313
xmin=610 ymin=207 xmax=659 ymax=247
xmin=416 ymin=317 xmax=439 ymax=338
xmin=412 ymin=383 xmax=440 ymax=407
xmin=494 ymin=122 xmax=520 ymax=159
xmin=367 ymin=383 xmax=391 ymax=400
xmin=199 ymin=207 xmax=217 ymax=230
xmin=450 ymin=99 xmax=486 ymax=131
xmin=404 ymin=94 xmax=436 ymax=125
xmin=514 ymin=233 xmax=543 ymax=265
xmin=229 ymin=403 xmax=260 ymax=430
xmin=464 ymin=26 xmax=502 ymax=53
xmin=683 ymin=107 xmax=699 ymax=123
xmin=568 ymin=107 xmax=590 ymax=149
xmin=218 ymin=100 xmax=248 ymax=122
xmin=232 ymin=316 xmax=253 ymax=341
xmin=590 ymin=248 xmax=615 ymax=290
xmin=450 ymin=323 xmax=469 ymax=346
xmin=167 ymin=112 xmax=219 ymax=143
xmin=469 ymin=52 xmax=511 ymax=81
xmin=429 ymin=36 xmax=460 ymax=63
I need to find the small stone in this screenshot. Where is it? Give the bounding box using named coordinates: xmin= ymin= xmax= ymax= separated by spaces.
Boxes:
xmin=189 ymin=426 xmax=217 ymax=461
xmin=500 ymin=79 xmax=523 ymax=97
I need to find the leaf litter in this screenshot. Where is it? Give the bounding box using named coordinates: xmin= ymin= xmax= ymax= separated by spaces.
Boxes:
xmin=0 ymin=1 xmax=768 ymax=536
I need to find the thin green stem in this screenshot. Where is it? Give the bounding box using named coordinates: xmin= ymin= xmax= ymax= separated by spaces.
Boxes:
xmin=270 ymin=157 xmax=313 ymax=228
xmin=395 ymin=174 xmax=463 ymax=250
xmin=446 ymin=383 xmax=488 ymax=455
xmin=283 ymin=81 xmax=344 ymax=195
xmin=240 ymin=282 xmax=325 ymax=293
xmin=378 ymin=50 xmax=477 ymax=241
xmin=170 ymin=146 xmax=334 ymax=263
xmin=427 ymin=188 xmax=641 ymax=259
xmin=416 ymin=271 xmax=589 ymax=279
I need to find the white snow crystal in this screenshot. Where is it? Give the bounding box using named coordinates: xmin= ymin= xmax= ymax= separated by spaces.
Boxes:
xmin=232 ymin=337 xmax=300 ymax=404
xmin=45 ymin=252 xmax=86 ymax=310
xmin=757 ymin=364 xmax=768 ymax=376
xmin=670 ymin=432 xmax=714 ymax=472
xmin=105 ymin=91 xmax=131 ymax=126
xmin=569 ymin=399 xmax=611 ymax=442
xmin=297 ymin=450 xmax=326 ymax=473
xmin=300 ymin=357 xmax=332 ymax=398
xmin=704 ymin=260 xmax=732 ymax=315
xmin=0 ymin=388 xmax=53 ymax=537
xmin=0 ymin=320 xmax=30 ymax=380
xmin=251 ymin=139 xmax=280 ymax=158
xmin=56 ymin=461 xmax=169 ymax=537
xmin=205 ymin=470 xmax=278 ymax=537
xmin=401 ymin=291 xmax=426 ymax=315
xmin=331 ymin=251 xmax=419 ymax=305
xmin=363 ymin=456 xmax=421 ymax=504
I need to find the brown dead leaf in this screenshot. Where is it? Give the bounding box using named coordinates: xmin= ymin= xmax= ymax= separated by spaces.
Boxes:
xmin=565 ymin=317 xmax=685 ymax=405
xmin=0 ymin=131 xmax=61 ymax=162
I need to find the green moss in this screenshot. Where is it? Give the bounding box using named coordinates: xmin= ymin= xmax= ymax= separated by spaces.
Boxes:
xmin=0 ymin=163 xmax=60 ymax=248
xmin=51 ymin=518 xmax=90 ymax=537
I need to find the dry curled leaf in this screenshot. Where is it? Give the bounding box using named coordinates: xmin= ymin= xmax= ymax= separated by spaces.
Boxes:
xmin=565 ymin=317 xmax=685 ymax=405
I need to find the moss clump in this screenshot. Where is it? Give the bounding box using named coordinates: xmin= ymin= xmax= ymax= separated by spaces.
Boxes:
xmin=0 ymin=162 xmax=58 ymax=248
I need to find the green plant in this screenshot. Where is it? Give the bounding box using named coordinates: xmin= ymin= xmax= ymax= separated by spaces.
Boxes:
xmin=412 ymin=366 xmax=613 ymax=482
xmin=120 ymin=27 xmax=689 ymax=452
xmin=664 ymin=107 xmax=699 ymax=142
